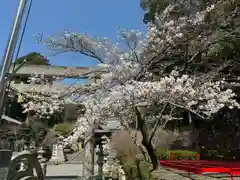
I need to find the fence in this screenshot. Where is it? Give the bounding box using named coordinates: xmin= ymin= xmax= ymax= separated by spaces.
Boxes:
xmin=0 ymin=140 xmax=25 ymax=152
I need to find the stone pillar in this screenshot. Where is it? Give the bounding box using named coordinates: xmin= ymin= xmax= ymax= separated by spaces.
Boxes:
xmin=96 ymin=143 xmax=103 ymax=177
xmin=37 ymin=146 xmax=47 ymax=177
xmin=49 ymin=143 xmax=65 ymax=163
xmin=82 ymin=131 xmax=95 ymax=180
xmin=49 ymin=144 xmax=57 ymax=162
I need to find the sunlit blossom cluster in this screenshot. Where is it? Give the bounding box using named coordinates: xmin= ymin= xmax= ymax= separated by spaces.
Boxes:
xmin=82 ymin=71 xmax=239 ymax=125
xmin=20 ymin=74 xmax=73 ymax=118
xmin=64 ymin=116 xmax=91 ymax=144
xmin=146 ymin=4 xmax=215 ymax=52
xmin=103 ymin=160 xmax=123 ymax=178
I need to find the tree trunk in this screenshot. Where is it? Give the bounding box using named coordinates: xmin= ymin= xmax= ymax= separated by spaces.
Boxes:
xmin=135 ymin=107 xmax=158 ymax=171
xmin=140 ymin=127 xmax=158 ymax=171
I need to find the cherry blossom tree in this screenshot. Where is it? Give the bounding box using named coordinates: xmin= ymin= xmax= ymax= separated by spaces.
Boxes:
xmin=26 ymin=0 xmax=240 ymax=172
xmin=19 ymin=71 xmax=96 ymax=120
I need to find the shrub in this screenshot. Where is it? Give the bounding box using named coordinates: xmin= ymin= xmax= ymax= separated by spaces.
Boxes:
xmin=156 ymin=149 xmax=200 ymax=160
xmin=54 ymin=122 xmax=73 ymax=137
xmin=117 ymin=153 xmax=156 ymax=180
xmin=201 ymin=148 xmax=235 ymax=160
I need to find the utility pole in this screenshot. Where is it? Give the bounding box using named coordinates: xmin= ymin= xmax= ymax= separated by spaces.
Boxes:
xmin=0 ymin=0 xmax=28 ymax=120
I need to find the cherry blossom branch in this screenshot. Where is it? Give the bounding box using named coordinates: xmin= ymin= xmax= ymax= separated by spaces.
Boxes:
xmin=35 ymin=33 xmax=105 ymax=63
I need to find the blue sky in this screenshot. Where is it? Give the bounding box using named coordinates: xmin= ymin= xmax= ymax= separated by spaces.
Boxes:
xmin=0 ymin=0 xmax=146 ymax=66
xmin=0 ymin=0 xmax=146 ymax=84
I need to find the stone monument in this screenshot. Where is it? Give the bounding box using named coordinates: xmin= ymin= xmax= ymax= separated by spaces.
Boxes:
xmin=49 ymin=137 xmax=65 ymax=163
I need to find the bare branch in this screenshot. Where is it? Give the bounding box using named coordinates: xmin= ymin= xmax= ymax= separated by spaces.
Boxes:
xmin=148 ymin=103 xmax=168 ymax=144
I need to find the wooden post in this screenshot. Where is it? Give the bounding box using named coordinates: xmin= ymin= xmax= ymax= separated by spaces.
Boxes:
xmin=170 ymin=151 xmax=172 ymax=160
xmin=195 ymin=153 xmax=200 ymax=160
xmin=82 ymin=130 xmax=95 ymax=180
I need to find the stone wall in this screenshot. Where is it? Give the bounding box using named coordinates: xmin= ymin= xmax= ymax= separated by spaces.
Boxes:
xmin=110 ymin=127 xmax=199 ymax=155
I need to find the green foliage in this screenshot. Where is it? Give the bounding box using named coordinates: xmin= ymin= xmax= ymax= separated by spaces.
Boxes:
xmin=197 ymin=107 xmax=240 ymax=161
xmin=155 ymin=149 xmax=200 ymax=160
xmin=117 ymin=153 xmax=156 ymax=180
xmin=15 ymin=52 xmax=50 ymax=65
xmin=205 ymin=148 xmax=235 ymax=160
xmin=12 ymin=52 xmax=50 ymax=83
xmin=54 ymin=122 xmax=73 ymax=137
xmin=143 ymin=0 xmax=171 ymax=23
xmin=47 ymin=112 xmax=64 ymax=128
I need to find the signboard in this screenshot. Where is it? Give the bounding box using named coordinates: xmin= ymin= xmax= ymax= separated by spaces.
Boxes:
xmin=0 ymin=150 xmax=12 ymax=180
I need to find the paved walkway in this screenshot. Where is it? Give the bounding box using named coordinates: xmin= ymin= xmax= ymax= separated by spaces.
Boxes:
xmin=46 ymin=163 xmax=98 ymax=177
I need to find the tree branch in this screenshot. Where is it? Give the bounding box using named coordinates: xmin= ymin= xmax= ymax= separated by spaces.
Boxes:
xmin=148 ymin=103 xmax=168 ymax=144
xmin=37 ymin=35 xmax=105 ymax=63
